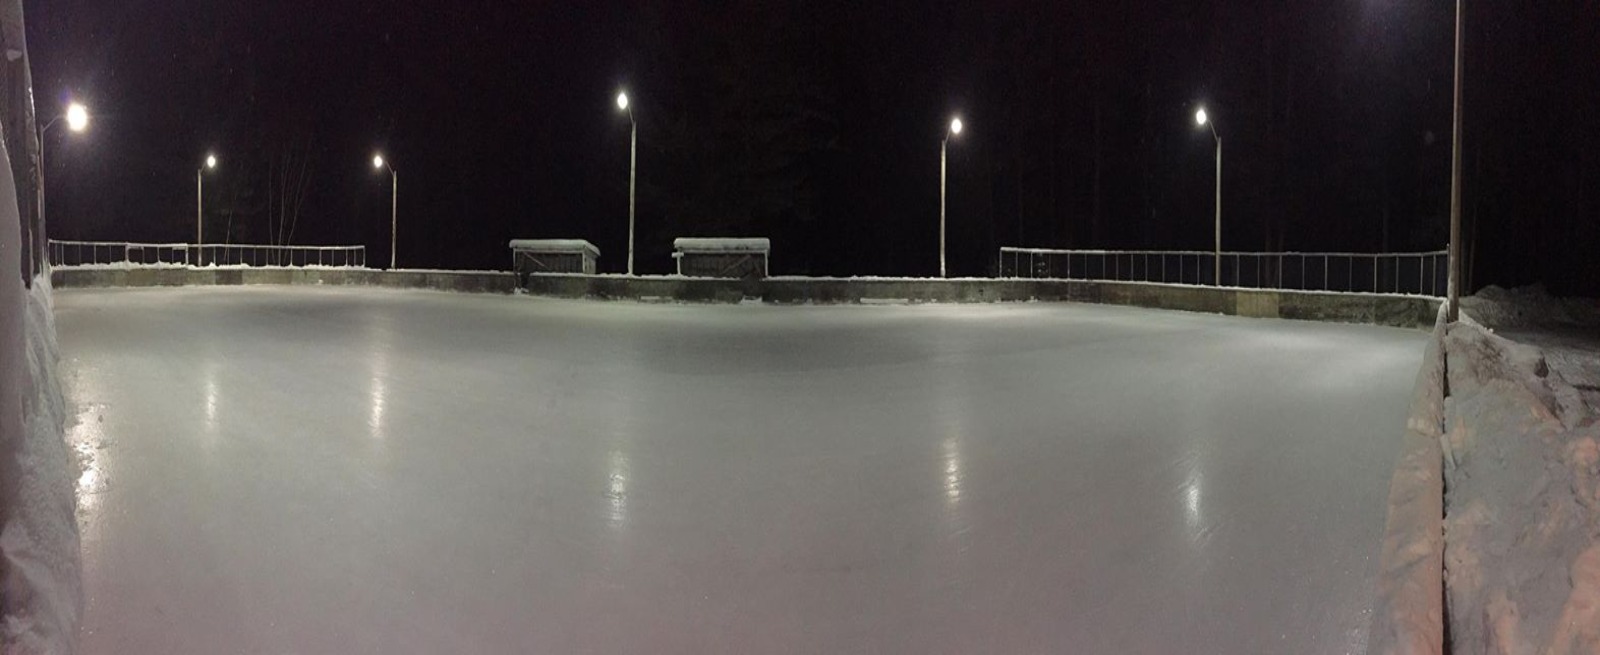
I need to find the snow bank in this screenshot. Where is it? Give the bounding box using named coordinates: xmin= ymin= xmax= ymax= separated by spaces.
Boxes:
xmin=1461 ymin=284 xmax=1600 ymax=329
xmin=2 ymin=274 xmax=81 ymax=654
xmin=1368 ymin=306 xmax=1447 ymax=655
xmin=1442 ymin=321 xmax=1600 ymax=655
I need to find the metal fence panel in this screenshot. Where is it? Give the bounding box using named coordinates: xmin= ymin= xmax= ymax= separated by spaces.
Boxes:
xmin=997 ymin=247 xmax=1448 ymax=297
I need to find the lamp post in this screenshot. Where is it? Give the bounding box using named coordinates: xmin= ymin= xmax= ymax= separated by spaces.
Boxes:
xmin=941 ymin=117 xmax=963 ymax=278
xmin=616 ymin=91 xmax=636 ymax=276
xmin=197 ymin=154 xmax=217 ymax=266
xmin=1446 ymin=0 xmax=1464 ymax=321
xmin=1195 ymin=108 xmax=1221 ymax=286
xmin=373 ymin=154 xmax=397 ymax=270
xmin=37 ymin=102 xmax=88 ymax=267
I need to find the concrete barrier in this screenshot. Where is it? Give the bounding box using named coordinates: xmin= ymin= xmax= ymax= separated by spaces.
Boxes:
xmin=51 ymin=267 xmax=1441 ymax=328
xmin=526 ymin=274 xmax=1441 ymax=328
xmin=52 ymin=267 xmax=519 ymax=295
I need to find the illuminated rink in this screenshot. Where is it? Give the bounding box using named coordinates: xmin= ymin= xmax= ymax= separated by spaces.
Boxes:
xmin=56 ymin=286 xmax=1424 ymax=653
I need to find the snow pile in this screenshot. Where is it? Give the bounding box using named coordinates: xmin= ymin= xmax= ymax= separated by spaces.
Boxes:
xmin=1442 ymin=321 xmax=1600 ymax=654
xmin=1 ymin=275 xmax=81 ymax=654
xmin=1461 ymin=284 xmax=1600 ymax=329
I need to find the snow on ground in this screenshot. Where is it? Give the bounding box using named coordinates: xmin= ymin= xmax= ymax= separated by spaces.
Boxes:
xmin=2 ymin=277 xmax=82 ymax=654
xmin=1444 ymin=288 xmax=1600 ymax=654
xmin=55 ymin=286 xmax=1423 ymax=654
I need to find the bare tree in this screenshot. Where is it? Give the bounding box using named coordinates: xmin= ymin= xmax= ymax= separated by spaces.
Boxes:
xmin=266 ymin=136 xmax=314 ymax=263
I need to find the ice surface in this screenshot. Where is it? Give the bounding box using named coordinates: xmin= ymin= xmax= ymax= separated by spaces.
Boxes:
xmin=55 ymin=287 xmax=1426 ymax=653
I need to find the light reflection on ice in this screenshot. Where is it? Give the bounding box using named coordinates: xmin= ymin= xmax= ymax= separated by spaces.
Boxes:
xmin=607 ymin=448 xmax=629 ymax=528
xmin=942 ymin=436 xmax=963 ymax=503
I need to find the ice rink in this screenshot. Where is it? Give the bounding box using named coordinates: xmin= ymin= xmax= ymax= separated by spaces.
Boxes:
xmin=56 ymin=286 xmax=1425 ymax=653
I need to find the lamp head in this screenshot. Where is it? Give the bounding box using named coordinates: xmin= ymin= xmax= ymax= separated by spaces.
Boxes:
xmin=616 ymin=92 xmax=629 ymax=111
xmin=204 ymin=154 xmax=217 ymax=169
xmin=1195 ymin=108 xmax=1208 ymax=126
xmin=65 ymin=102 xmax=89 ymax=132
xmin=949 ymin=117 xmax=963 ymax=136
xmin=373 ymin=154 xmax=385 ymax=170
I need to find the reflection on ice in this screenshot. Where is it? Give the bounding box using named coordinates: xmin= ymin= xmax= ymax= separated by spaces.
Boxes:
xmin=942 ymin=436 xmax=963 ymax=503
xmin=606 ymin=448 xmax=629 ymax=528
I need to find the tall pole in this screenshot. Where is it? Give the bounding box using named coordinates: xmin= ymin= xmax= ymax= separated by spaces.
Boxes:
xmin=940 ymin=136 xmax=948 ymax=278
xmin=1214 ymin=134 xmax=1222 ymax=286
xmin=389 ymin=169 xmax=398 ymax=270
xmin=196 ymin=169 xmax=203 ymax=266
xmin=1446 ymin=0 xmax=1464 ymax=321
xmin=628 ymin=115 xmax=636 ymax=276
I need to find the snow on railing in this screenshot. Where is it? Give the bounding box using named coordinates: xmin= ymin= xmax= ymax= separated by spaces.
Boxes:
xmin=997 ymin=247 xmax=1448 ymax=297
xmin=48 ymin=240 xmax=367 ymax=269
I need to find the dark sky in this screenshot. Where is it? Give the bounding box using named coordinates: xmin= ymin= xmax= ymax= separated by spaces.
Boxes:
xmin=23 ymin=0 xmax=1600 ymax=294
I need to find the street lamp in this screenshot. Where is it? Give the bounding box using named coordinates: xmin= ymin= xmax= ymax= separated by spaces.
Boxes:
xmin=616 ymin=90 xmax=637 ymax=275
xmin=1195 ymin=107 xmax=1221 ymax=286
xmin=373 ymin=154 xmax=397 ymax=269
xmin=941 ymin=117 xmax=963 ymax=278
xmin=197 ymin=154 xmax=217 ymax=266
xmin=37 ymin=101 xmax=90 ymax=264
xmin=1446 ymin=0 xmax=1464 ymax=320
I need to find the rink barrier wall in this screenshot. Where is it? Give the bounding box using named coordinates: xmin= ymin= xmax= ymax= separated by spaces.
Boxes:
xmin=1366 ymin=306 xmax=1447 ymax=655
xmin=49 ymin=268 xmax=1442 ymax=328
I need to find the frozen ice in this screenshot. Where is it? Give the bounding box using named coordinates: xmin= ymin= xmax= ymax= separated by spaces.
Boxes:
xmin=55 ymin=287 xmax=1426 ymax=653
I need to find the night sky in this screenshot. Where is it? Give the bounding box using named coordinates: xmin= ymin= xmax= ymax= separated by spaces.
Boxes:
xmin=23 ymin=1 xmax=1600 ymax=294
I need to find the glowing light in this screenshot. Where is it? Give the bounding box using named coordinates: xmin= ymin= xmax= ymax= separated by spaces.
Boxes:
xmin=616 ymin=92 xmax=629 ymax=111
xmin=949 ymin=117 xmax=963 ymax=135
xmin=205 ymin=154 xmax=217 ymax=169
xmin=372 ymin=154 xmax=385 ymax=170
xmin=65 ymin=102 xmax=89 ymax=132
xmin=1195 ymin=108 xmax=1209 ymax=126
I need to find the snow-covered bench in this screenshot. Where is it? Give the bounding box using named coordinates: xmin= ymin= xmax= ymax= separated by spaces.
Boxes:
xmin=672 ymin=238 xmax=770 ymax=279
xmin=509 ymin=239 xmax=601 ymax=278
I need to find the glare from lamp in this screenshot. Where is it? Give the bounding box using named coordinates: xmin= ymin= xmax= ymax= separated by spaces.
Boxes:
xmin=205 ymin=154 xmax=217 ymax=169
xmin=373 ymin=154 xmax=385 ymax=170
xmin=65 ymin=102 xmax=89 ymax=132
xmin=616 ymin=92 xmax=629 ymax=111
xmin=1195 ymin=108 xmax=1208 ymax=126
xmin=950 ymin=117 xmax=963 ymax=135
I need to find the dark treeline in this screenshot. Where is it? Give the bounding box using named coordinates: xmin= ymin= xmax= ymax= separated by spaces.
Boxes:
xmin=25 ymin=0 xmax=1600 ymax=293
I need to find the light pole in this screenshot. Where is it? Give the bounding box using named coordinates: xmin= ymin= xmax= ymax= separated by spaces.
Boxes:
xmin=941 ymin=117 xmax=963 ymax=278
xmin=197 ymin=154 xmax=217 ymax=266
xmin=1446 ymin=0 xmax=1463 ymax=321
xmin=1195 ymin=107 xmax=1221 ymax=286
xmin=616 ymin=91 xmax=636 ymax=276
xmin=37 ymin=102 xmax=89 ymax=265
xmin=373 ymin=154 xmax=397 ymax=270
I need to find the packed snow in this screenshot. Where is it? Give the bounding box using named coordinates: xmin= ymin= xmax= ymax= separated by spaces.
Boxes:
xmin=55 ymin=286 xmax=1423 ymax=653
xmin=1 ymin=276 xmax=82 ymax=654
xmin=506 ymin=239 xmax=601 ymax=256
xmin=1440 ymin=286 xmax=1600 ymax=654
xmin=670 ymin=237 xmax=771 ymax=253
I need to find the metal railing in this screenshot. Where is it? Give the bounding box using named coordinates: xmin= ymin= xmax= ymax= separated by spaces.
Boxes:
xmin=998 ymin=247 xmax=1448 ymax=297
xmin=48 ymin=240 xmax=367 ymax=269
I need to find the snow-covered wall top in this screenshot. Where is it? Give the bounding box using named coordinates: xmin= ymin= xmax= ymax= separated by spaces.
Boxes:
xmin=672 ymin=237 xmax=770 ymax=254
xmin=508 ymin=239 xmax=600 ymax=257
